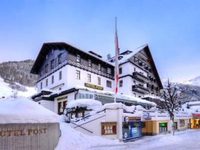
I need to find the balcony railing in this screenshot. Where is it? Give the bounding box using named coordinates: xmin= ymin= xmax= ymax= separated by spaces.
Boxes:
xmin=132 ymin=85 xmax=149 ymax=94
xmin=133 ymin=72 xmax=149 ymax=82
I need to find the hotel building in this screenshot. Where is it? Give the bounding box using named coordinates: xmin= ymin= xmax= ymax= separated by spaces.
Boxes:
xmin=31 ymin=42 xmax=163 ymax=114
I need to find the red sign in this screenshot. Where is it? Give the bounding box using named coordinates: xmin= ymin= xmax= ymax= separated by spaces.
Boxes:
xmin=192 ymin=113 xmax=200 ymax=119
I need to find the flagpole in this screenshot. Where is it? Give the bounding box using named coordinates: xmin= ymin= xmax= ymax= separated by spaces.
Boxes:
xmin=114 ymin=17 xmax=119 ymax=103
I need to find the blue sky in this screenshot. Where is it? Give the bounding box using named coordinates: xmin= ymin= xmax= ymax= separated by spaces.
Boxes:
xmin=0 ymin=0 xmax=200 ymax=82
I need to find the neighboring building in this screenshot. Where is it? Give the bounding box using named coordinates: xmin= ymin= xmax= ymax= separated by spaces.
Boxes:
xmin=31 ymin=42 xmax=162 ymax=114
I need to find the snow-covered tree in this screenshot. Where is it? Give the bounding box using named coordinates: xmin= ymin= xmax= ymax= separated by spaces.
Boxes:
xmin=161 ymin=80 xmax=181 ymax=135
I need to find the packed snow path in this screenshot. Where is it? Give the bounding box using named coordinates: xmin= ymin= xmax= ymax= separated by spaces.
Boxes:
xmin=90 ymin=129 xmax=200 ymax=150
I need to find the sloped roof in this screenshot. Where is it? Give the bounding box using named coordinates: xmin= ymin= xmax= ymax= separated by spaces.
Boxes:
xmin=108 ymin=44 xmax=163 ymax=89
xmin=31 ymin=42 xmax=114 ymax=74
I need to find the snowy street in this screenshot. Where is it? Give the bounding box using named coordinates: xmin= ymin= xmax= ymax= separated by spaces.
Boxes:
xmin=90 ymin=129 xmax=200 ymax=150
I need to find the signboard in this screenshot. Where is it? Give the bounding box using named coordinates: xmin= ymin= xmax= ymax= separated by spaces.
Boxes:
xmin=84 ymin=83 xmax=104 ymax=90
xmin=143 ymin=112 xmax=151 ymax=120
xmin=0 ymin=123 xmax=60 ymax=150
xmin=128 ymin=117 xmax=141 ymax=122
xmin=192 ymin=113 xmax=200 ymax=119
xmin=159 ymin=123 xmax=167 ymax=127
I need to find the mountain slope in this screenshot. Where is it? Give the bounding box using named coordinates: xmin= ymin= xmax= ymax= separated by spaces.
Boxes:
xmin=0 ymin=77 xmax=36 ymax=98
xmin=0 ymin=59 xmax=38 ymax=87
xmin=183 ymin=76 xmax=200 ymax=86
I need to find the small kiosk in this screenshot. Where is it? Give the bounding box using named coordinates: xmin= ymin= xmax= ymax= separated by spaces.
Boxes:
xmin=122 ymin=116 xmax=142 ymax=140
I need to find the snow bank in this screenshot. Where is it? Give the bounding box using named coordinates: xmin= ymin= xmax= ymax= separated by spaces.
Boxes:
xmin=56 ymin=120 xmax=118 ymax=150
xmin=66 ymin=99 xmax=102 ymax=110
xmin=0 ymin=97 xmax=59 ymax=123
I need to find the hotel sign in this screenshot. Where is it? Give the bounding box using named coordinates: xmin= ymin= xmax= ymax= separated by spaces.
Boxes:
xmin=0 ymin=128 xmax=47 ymax=137
xmin=0 ymin=123 xmax=60 ymax=150
xmin=84 ymin=83 xmax=104 ymax=90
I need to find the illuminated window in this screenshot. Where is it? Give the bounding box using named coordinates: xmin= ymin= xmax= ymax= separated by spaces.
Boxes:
xmin=101 ymin=122 xmax=117 ymax=135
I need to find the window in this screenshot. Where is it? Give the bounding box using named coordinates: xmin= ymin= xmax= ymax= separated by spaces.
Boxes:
xmin=59 ymin=71 xmax=62 ymax=80
xmin=76 ymin=70 xmax=81 ymax=80
xmin=46 ymin=79 xmax=48 ymax=86
xmin=88 ymin=59 xmax=92 ymax=67
xmin=40 ymin=82 xmax=43 ymax=89
xmin=119 ymin=80 xmax=123 ymax=87
xmin=45 ymin=64 xmax=48 ymax=73
xmin=51 ymin=59 xmax=55 ymax=69
xmin=87 ymin=74 xmax=91 ymax=82
xmin=98 ymin=77 xmax=101 ymax=85
xmin=51 ymin=75 xmax=54 ymax=84
xmin=106 ymin=80 xmax=112 ymax=88
xmin=77 ymin=54 xmax=81 ymax=63
xmin=180 ymin=120 xmax=185 ymax=127
xmin=107 ymin=68 xmax=111 ymax=74
xmin=58 ymin=53 xmax=63 ymax=64
xmin=119 ymin=68 xmax=122 ymax=74
xmin=101 ymin=122 xmax=117 ymax=135
xmin=98 ymin=64 xmax=101 ymax=71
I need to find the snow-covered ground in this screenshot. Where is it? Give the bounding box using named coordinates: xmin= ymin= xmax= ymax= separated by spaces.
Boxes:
xmin=90 ymin=129 xmax=200 ymax=150
xmin=0 ymin=77 xmax=36 ymax=98
xmin=56 ymin=119 xmax=118 ymax=150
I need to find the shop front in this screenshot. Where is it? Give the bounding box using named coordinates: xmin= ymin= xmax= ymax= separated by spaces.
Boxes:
xmin=159 ymin=122 xmax=168 ymax=133
xmin=191 ymin=113 xmax=200 ymax=129
xmin=122 ymin=117 xmax=142 ymax=140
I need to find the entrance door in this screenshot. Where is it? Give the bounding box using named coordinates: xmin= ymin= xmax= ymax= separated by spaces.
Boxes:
xmin=57 ymin=96 xmax=68 ymax=115
xmin=159 ymin=123 xmax=168 ymax=133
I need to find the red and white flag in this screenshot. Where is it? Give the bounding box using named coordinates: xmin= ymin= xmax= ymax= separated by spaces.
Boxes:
xmin=114 ymin=17 xmax=120 ymax=102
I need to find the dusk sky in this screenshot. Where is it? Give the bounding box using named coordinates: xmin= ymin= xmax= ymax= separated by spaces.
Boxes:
xmin=0 ymin=0 xmax=200 ymax=82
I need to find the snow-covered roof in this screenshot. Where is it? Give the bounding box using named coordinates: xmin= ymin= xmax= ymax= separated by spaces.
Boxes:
xmin=74 ymin=85 xmax=156 ymax=106
xmin=66 ymin=99 xmax=102 ymax=110
xmin=108 ymin=44 xmax=147 ymax=64
xmin=0 ymin=97 xmax=59 ymax=123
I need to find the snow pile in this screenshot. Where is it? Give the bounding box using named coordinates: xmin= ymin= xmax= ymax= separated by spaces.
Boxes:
xmin=0 ymin=77 xmax=37 ymax=98
xmin=0 ymin=97 xmax=59 ymax=123
xmin=117 ymin=94 xmax=156 ymax=106
xmin=143 ymin=94 xmax=165 ymax=101
xmin=67 ymin=99 xmax=102 ymax=110
xmin=56 ymin=119 xmax=118 ymax=150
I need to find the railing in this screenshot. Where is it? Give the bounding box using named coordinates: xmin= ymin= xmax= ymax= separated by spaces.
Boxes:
xmin=133 ymin=72 xmax=149 ymax=81
xmin=132 ymin=85 xmax=149 ymax=94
